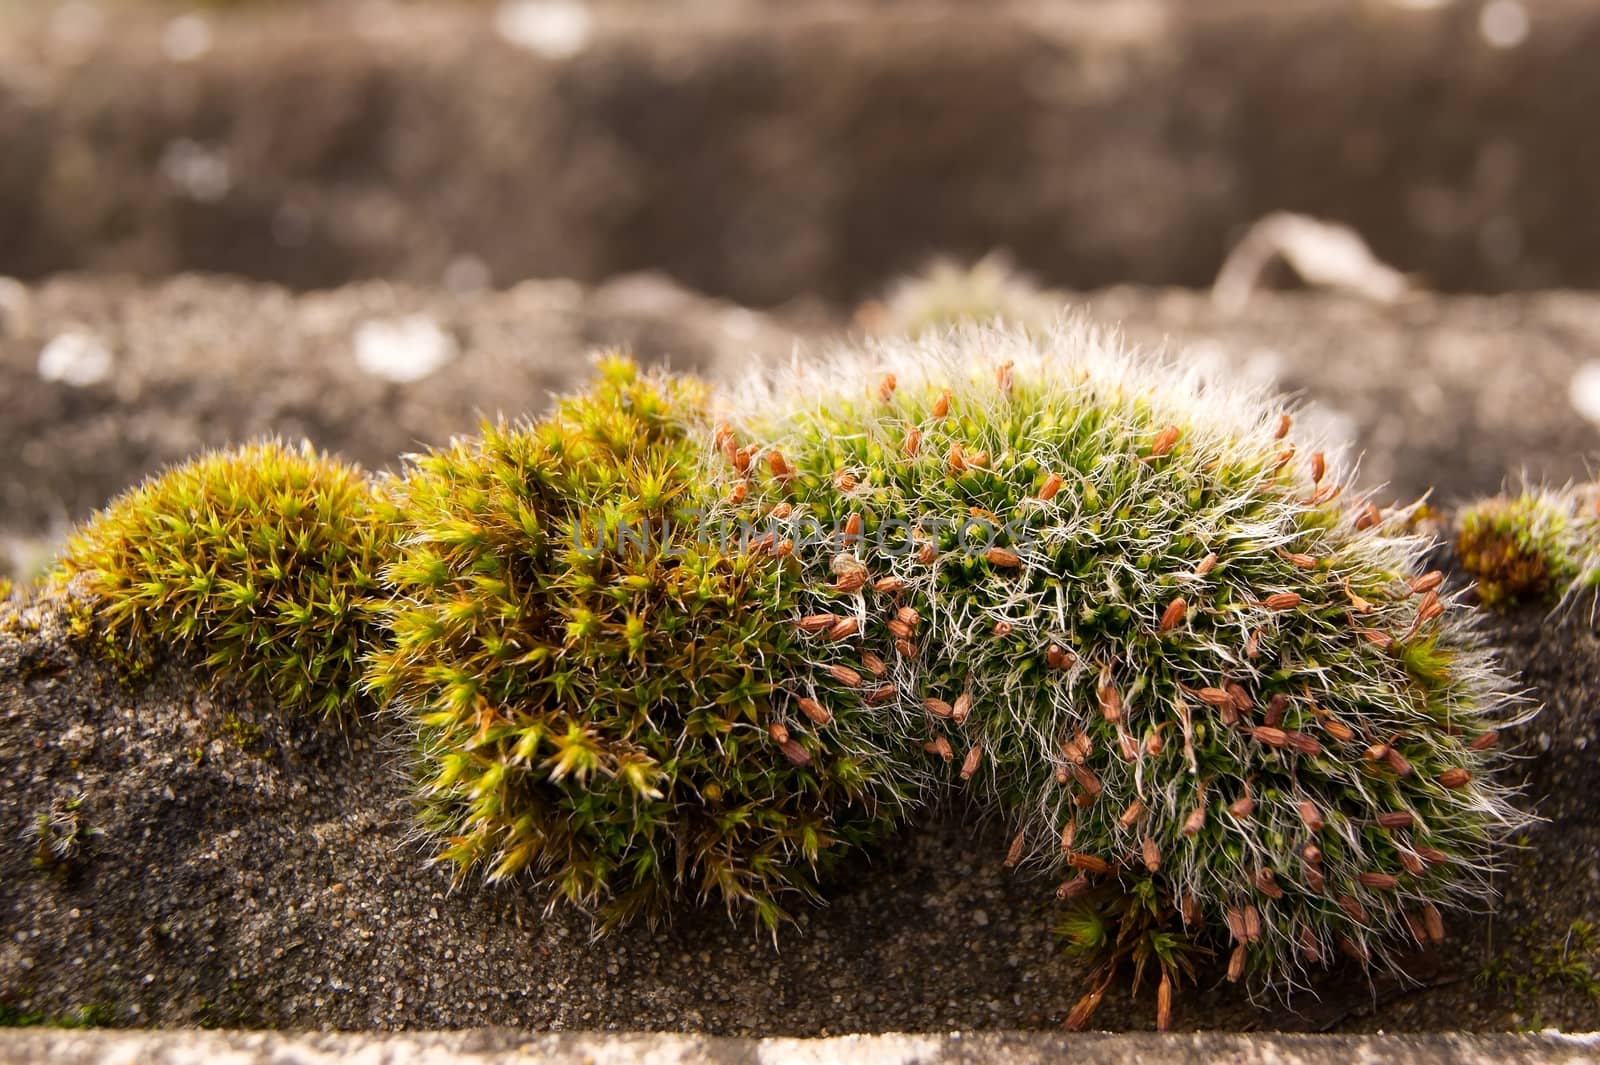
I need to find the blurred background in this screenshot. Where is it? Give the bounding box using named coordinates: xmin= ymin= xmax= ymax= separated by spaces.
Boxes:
xmin=3 ymin=0 xmax=1600 ymax=582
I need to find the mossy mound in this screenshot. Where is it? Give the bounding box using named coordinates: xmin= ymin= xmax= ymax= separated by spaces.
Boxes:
xmin=367 ymin=356 xmax=922 ymax=932
xmin=718 ymin=324 xmax=1529 ymax=1018
xmin=1456 ymin=489 xmax=1599 ymax=611
xmin=58 ymin=440 xmax=394 ymax=722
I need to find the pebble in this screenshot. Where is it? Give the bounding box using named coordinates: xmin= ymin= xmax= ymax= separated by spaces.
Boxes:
xmin=495 ymin=0 xmax=594 ymax=59
xmin=353 ymin=315 xmax=458 ymax=383
xmin=37 ymin=333 xmax=113 ymax=387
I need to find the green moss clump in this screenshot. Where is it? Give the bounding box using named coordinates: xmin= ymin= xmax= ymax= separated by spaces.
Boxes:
xmin=1456 ymin=490 xmax=1594 ymax=609
xmin=219 ymin=712 xmax=271 ymax=758
xmin=59 ymin=440 xmax=394 ymax=722
xmin=26 ymin=794 xmax=95 ymax=874
xmin=367 ymin=356 xmax=920 ymax=932
xmin=1478 ymin=916 xmax=1600 ymax=1026
xmin=724 ymin=323 xmax=1528 ymax=1025
xmin=861 ymin=254 xmax=1063 ymax=338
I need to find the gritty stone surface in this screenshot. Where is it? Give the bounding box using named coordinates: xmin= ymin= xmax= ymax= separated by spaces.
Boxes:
xmin=0 ymin=273 xmax=797 ymax=540
xmin=2 ymin=1030 xmax=1599 ymax=1065
xmin=2 ymin=1 xmax=1600 ymax=302
xmin=1 ymin=570 xmax=1596 ymax=1034
xmin=5 ymin=278 xmax=1599 ymax=543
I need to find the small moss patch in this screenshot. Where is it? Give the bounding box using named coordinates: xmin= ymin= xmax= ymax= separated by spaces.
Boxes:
xmin=0 ymin=1003 xmax=119 ymax=1029
xmin=1456 ymin=492 xmax=1585 ymax=608
xmin=58 ymin=440 xmax=396 ymax=723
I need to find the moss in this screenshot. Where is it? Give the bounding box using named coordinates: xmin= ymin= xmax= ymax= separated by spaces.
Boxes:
xmin=58 ymin=440 xmax=396 ymax=723
xmin=368 ymin=355 xmax=920 ymax=932
xmin=27 ymin=793 xmax=96 ymax=875
xmin=1456 ymin=492 xmax=1585 ymax=609
xmin=62 ymin=592 xmax=155 ymax=684
xmin=35 ymin=326 xmax=1532 ymax=1028
xmin=0 ymin=1003 xmax=118 ymax=1028
xmin=861 ymin=254 xmax=1063 ymax=338
xmin=219 ymin=713 xmax=272 ymax=758
xmin=1477 ymin=917 xmax=1600 ymax=1026
xmin=192 ymin=982 xmax=252 ymax=1030
xmin=1452 ymin=485 xmax=1600 ymax=615
xmin=726 ymin=323 xmax=1526 ymax=1026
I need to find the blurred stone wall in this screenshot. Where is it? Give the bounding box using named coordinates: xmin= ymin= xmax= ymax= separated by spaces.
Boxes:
xmin=0 ymin=0 xmax=1595 ymax=305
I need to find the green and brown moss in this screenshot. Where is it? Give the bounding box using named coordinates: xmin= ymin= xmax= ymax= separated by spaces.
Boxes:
xmin=723 ymin=324 xmax=1527 ymax=1026
xmin=42 ymin=326 xmax=1535 ymax=1029
xmin=366 ymin=355 xmax=919 ymax=932
xmin=0 ymin=1003 xmax=119 ymax=1030
xmin=1453 ymin=486 xmax=1600 ymax=615
xmin=1478 ymin=916 xmax=1600 ymax=1028
xmin=26 ymin=793 xmax=96 ymax=876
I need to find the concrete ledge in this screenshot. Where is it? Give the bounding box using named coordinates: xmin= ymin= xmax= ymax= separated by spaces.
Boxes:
xmin=4 ymin=292 xmax=1599 ymax=1032
xmin=0 ymin=273 xmax=794 ymax=539
xmin=2 ymin=1030 xmax=1598 ymax=1065
xmin=6 ymin=278 xmax=1600 ymax=541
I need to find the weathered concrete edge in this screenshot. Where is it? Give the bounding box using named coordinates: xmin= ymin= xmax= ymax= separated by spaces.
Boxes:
xmin=1 ymin=1031 xmax=1597 ymax=1065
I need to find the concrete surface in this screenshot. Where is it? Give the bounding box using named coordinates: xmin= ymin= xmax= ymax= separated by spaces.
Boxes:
xmin=1 ymin=1030 xmax=1598 ymax=1065
xmin=0 ymin=272 xmax=795 ymax=543
xmin=6 ymin=277 xmax=1600 ymax=546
